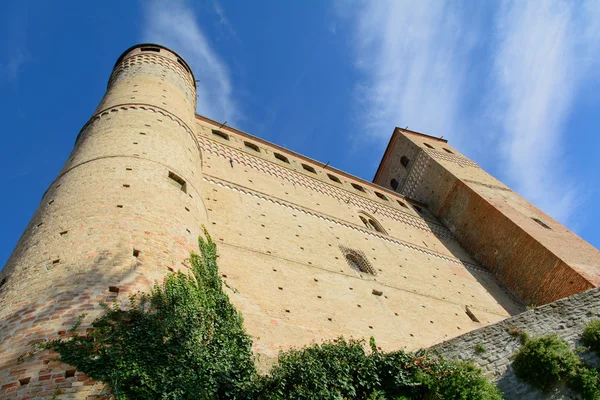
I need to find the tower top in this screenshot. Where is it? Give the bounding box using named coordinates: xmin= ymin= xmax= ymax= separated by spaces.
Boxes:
xmin=112 ymin=43 xmax=196 ymax=84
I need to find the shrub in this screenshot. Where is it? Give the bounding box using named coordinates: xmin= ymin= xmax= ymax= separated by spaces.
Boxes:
xmin=582 ymin=319 xmax=600 ymax=354
xmin=513 ymin=335 xmax=581 ymax=392
xmin=475 ymin=343 xmax=486 ymax=353
xmin=568 ymin=365 xmax=600 ymax=400
xmin=417 ymin=359 xmax=502 ymax=400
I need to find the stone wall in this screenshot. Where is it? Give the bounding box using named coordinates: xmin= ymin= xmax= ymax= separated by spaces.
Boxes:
xmin=431 ymin=286 xmax=600 ymax=399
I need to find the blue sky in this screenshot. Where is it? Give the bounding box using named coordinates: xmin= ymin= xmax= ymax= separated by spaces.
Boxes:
xmin=1 ymin=0 xmax=599 ymax=269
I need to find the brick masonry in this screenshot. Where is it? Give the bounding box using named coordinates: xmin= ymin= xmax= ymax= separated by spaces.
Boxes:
xmin=431 ymin=286 xmax=600 ymax=399
xmin=1 ymin=42 xmax=596 ymax=399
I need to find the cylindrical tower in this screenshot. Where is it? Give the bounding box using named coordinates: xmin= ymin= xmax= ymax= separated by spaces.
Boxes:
xmin=0 ymin=44 xmax=206 ymax=398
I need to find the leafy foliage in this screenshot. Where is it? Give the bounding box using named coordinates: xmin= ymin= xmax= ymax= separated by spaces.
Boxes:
xmin=41 ymin=229 xmax=501 ymax=400
xmin=41 ymin=229 xmax=256 ymax=399
xmin=583 ymin=319 xmax=600 ymax=355
xmin=513 ymin=335 xmax=581 ymax=392
xmin=512 ymin=334 xmax=600 ymax=399
xmin=252 ymin=337 xmax=501 ymax=399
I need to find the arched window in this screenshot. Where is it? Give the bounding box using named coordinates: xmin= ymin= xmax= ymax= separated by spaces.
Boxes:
xmin=390 ymin=178 xmax=399 ymax=191
xmin=339 ymin=246 xmax=376 ymax=275
xmin=358 ymin=212 xmax=387 ymax=235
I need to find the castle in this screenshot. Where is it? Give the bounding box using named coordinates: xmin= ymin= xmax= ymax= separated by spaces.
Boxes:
xmin=1 ymin=43 xmax=600 ymax=398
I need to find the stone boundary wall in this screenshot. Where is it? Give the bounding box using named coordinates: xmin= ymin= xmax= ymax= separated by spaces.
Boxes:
xmin=430 ymin=286 xmax=600 ymax=399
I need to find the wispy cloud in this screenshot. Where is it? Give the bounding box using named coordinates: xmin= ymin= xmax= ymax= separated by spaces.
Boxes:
xmin=142 ymin=0 xmax=236 ymax=123
xmin=338 ymin=0 xmax=600 ymax=224
xmin=343 ymin=1 xmax=480 ymax=145
xmin=0 ymin=7 xmax=31 ymax=85
xmin=488 ymin=0 xmax=600 ymax=222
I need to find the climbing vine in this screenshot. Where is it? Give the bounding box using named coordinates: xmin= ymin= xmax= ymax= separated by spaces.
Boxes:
xmin=39 ymin=228 xmax=501 ymax=399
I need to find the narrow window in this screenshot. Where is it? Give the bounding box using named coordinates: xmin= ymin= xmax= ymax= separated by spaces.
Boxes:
xmin=532 ymin=218 xmax=551 ymax=230
xmin=212 ymin=130 xmax=229 ymax=140
xmin=397 ymin=199 xmax=408 ymax=208
xmin=168 ymin=171 xmax=187 ymax=193
xmin=443 ymin=148 xmax=454 ymax=154
xmin=423 ymin=143 xmax=435 ymax=149
xmin=274 ymin=153 xmax=289 ymax=163
xmin=375 ymin=192 xmax=388 ymax=201
xmin=244 ymin=142 xmax=260 ymax=152
xmin=352 ymin=183 xmax=365 ymax=192
xmin=0 ymin=277 xmax=6 ymax=289
xmin=340 ymin=246 xmax=376 ymax=275
xmin=390 ymin=179 xmax=399 ymax=191
xmin=327 ymin=174 xmax=341 ymax=183
xmin=465 ymin=306 xmax=480 ymax=323
xmin=413 ymin=205 xmax=424 ymax=214
xmin=400 ymin=156 xmax=410 ymax=168
xmin=302 ymin=164 xmax=316 ymax=174
xmin=141 ymin=46 xmax=160 ymax=52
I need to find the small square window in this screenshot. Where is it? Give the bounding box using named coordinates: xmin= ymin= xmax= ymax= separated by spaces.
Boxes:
xmin=375 ymin=192 xmax=388 ymax=201
xmin=168 ymin=171 xmax=187 ymax=193
xmin=302 ymin=164 xmax=316 ymax=173
xmin=352 ymin=183 xmax=365 ymax=192
xmin=400 ymin=156 xmax=410 ymax=168
xmin=212 ymin=130 xmax=229 ymax=140
xmin=244 ymin=142 xmax=260 ymax=152
xmin=327 ymin=174 xmax=341 ymax=183
xmin=274 ymin=153 xmax=289 ymax=163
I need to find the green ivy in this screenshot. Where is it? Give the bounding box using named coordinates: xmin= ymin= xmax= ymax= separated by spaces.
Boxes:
xmin=40 ymin=229 xmax=256 ymax=399
xmin=40 ymin=229 xmax=501 ymax=400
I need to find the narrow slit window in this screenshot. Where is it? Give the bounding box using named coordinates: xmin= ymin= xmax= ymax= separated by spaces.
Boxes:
xmin=397 ymin=199 xmax=408 ymax=208
xmin=443 ymin=148 xmax=454 ymax=154
xmin=423 ymin=143 xmax=435 ymax=149
xmin=375 ymin=192 xmax=388 ymax=201
xmin=413 ymin=205 xmax=424 ymax=214
xmin=212 ymin=130 xmax=229 ymax=140
xmin=168 ymin=171 xmax=187 ymax=193
xmin=532 ymin=217 xmax=551 ymax=230
xmin=302 ymin=164 xmax=316 ymax=174
xmin=328 ymin=174 xmax=341 ymax=183
xmin=274 ymin=153 xmax=289 ymax=163
xmin=141 ymin=46 xmax=160 ymax=52
xmin=400 ymin=156 xmax=410 ymax=168
xmin=244 ymin=141 xmax=260 ymax=152
xmin=352 ymin=183 xmax=365 ymax=192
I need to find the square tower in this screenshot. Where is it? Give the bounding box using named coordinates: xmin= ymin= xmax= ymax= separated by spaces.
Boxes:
xmin=374 ymin=127 xmax=600 ymax=306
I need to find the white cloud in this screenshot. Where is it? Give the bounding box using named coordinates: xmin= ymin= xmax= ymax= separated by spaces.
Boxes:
xmin=142 ymin=0 xmax=236 ymax=123
xmin=339 ymin=0 xmax=600 ymax=224
xmin=345 ymin=0 xmax=479 ymax=145
xmin=489 ymin=0 xmax=600 ymax=222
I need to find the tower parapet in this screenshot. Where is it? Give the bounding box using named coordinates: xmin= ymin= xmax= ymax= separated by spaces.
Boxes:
xmin=0 ymin=44 xmax=205 ymax=398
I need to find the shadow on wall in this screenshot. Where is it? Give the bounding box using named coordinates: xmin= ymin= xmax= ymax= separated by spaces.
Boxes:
xmin=420 ymin=214 xmax=525 ymax=317
xmin=0 ymin=245 xmax=154 ymax=388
